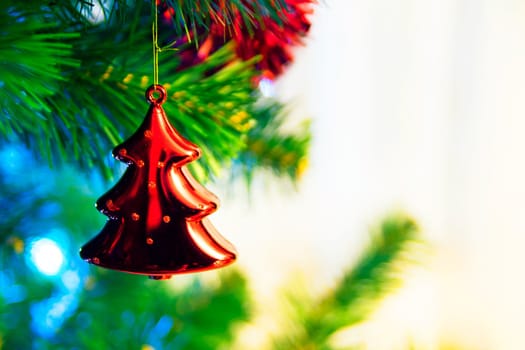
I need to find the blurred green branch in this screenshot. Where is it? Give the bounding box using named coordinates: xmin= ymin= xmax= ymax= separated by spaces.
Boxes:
xmin=272 ymin=214 xmax=421 ymax=350
xmin=57 ymin=269 xmax=252 ymax=350
xmin=0 ymin=148 xmax=252 ymax=350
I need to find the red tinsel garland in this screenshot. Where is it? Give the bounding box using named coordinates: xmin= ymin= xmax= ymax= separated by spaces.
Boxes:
xmin=162 ymin=0 xmax=314 ymax=81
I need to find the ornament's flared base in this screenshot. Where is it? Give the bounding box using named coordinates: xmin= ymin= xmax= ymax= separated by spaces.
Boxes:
xmin=79 ymin=217 xmax=236 ymax=279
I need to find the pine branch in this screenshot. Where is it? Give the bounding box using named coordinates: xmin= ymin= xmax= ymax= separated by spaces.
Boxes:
xmin=0 ymin=0 xmax=312 ymax=185
xmin=0 ymin=5 xmax=259 ymax=180
xmin=0 ymin=3 xmax=80 ymax=135
xmin=45 ymin=0 xmax=288 ymax=39
xmin=272 ymin=214 xmax=421 ymax=349
xmin=155 ymin=0 xmax=289 ymax=40
xmin=232 ymin=101 xmax=311 ymax=184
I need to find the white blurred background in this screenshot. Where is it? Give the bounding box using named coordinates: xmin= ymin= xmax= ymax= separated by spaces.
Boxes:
xmin=213 ymin=0 xmax=525 ymax=348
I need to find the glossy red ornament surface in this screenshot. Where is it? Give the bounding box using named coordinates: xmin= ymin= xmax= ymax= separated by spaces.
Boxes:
xmin=80 ymin=85 xmax=236 ymax=279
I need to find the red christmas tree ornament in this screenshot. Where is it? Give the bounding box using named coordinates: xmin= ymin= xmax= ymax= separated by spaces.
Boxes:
xmin=80 ymin=85 xmax=237 ymax=279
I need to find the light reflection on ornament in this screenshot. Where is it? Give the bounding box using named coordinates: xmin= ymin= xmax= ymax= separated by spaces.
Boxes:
xmin=29 ymin=238 xmax=64 ymax=276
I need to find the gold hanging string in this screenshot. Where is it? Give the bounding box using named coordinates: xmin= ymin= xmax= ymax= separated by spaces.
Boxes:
xmin=152 ymin=1 xmax=179 ymax=87
xmin=152 ymin=0 xmax=160 ymax=86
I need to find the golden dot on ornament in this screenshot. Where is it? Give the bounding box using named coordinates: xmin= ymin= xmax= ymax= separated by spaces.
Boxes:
xmin=163 ymin=215 xmax=171 ymax=223
xmin=157 ymin=161 xmax=165 ymax=168
xmin=146 ymin=237 xmax=154 ymax=245
xmin=144 ymin=130 xmax=153 ymax=138
xmin=148 ymin=181 xmax=156 ymax=189
xmin=136 ymin=160 xmax=144 ymax=167
xmin=131 ymin=212 xmax=140 ymax=221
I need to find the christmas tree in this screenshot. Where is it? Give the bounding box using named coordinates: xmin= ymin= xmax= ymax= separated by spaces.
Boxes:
xmin=0 ymin=1 xmax=424 ymax=349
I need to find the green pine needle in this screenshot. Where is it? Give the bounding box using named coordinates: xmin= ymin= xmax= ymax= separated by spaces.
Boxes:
xmin=162 ymin=0 xmax=288 ymax=40
xmin=46 ymin=0 xmax=289 ymax=42
xmin=0 ymin=5 xmax=80 ymax=118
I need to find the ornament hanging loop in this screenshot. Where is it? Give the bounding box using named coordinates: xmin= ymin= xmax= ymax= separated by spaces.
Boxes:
xmin=146 ymin=84 xmax=167 ymax=105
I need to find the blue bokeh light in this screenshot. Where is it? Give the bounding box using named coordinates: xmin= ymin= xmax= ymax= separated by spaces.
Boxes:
xmin=29 ymin=238 xmax=65 ymax=276
xmin=0 ymin=271 xmax=27 ymax=304
xmin=30 ymin=293 xmax=79 ymax=339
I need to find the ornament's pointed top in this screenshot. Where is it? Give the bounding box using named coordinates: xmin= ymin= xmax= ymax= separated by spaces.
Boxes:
xmin=146 ymin=84 xmax=167 ymax=105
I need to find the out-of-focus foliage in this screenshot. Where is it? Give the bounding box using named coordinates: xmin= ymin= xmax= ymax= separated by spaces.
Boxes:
xmin=56 ymin=269 xmax=250 ymax=350
xmin=232 ymin=102 xmax=311 ymax=185
xmin=272 ymin=215 xmax=421 ymax=350
xmin=0 ymin=145 xmax=251 ymax=350
xmin=0 ymin=145 xmax=423 ymax=349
